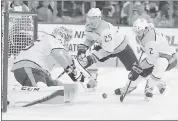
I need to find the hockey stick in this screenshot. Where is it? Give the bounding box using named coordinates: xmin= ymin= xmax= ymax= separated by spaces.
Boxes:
xmin=23 ymin=90 xmax=64 ymax=107
xmin=56 ymin=70 xmax=65 ymax=80
xmin=56 ymin=69 xmax=88 ymax=92
xmin=120 ymin=51 xmax=144 ymax=102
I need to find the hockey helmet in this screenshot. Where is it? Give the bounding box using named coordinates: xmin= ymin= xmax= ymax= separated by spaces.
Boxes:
xmin=52 ymin=26 xmax=73 ymax=47
xmin=132 ymin=18 xmax=149 ymax=38
xmin=86 ymin=8 xmax=102 ymax=28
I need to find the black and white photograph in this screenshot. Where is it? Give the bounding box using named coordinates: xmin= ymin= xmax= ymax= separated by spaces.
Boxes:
xmin=1 ymin=0 xmax=178 ymax=120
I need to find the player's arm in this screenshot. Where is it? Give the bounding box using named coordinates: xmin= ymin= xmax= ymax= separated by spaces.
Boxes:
xmin=77 ymin=31 xmax=95 ymax=56
xmin=128 ymin=41 xmax=159 ymax=81
xmin=77 ymin=27 xmax=96 ymax=68
xmin=77 ymin=24 xmax=96 ymax=56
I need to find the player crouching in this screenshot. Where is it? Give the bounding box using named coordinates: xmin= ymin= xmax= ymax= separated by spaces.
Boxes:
xmin=11 ymin=26 xmax=94 ymax=87
xmin=77 ymin=8 xmax=139 ymax=90
xmin=116 ymin=19 xmax=177 ymax=100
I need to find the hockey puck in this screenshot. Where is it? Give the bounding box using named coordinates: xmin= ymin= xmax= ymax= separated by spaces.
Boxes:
xmin=102 ymin=93 xmax=107 ymax=99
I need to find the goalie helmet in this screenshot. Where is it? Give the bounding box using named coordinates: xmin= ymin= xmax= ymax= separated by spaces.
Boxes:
xmin=52 ymin=26 xmax=73 ymax=47
xmin=86 ymin=8 xmax=102 ymax=28
xmin=132 ymin=18 xmax=149 ymax=39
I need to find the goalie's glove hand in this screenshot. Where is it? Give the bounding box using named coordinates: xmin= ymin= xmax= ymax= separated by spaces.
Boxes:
xmin=77 ymin=44 xmax=89 ymax=58
xmin=128 ymin=62 xmax=143 ymax=81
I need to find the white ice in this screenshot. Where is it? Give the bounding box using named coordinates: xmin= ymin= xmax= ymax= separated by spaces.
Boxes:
xmin=2 ymin=67 xmax=178 ymax=120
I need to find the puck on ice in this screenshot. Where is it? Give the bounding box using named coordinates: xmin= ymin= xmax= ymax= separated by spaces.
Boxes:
xmin=102 ymin=93 xmax=107 ymax=99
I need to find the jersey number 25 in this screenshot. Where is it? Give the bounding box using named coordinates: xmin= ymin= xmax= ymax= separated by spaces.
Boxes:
xmin=104 ymin=34 xmax=112 ymax=42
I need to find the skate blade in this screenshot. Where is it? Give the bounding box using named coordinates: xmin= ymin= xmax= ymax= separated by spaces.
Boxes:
xmin=145 ymin=96 xmax=152 ymax=102
xmin=88 ymin=87 xmax=96 ymax=92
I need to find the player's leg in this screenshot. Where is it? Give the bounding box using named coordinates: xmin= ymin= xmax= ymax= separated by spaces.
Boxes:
xmin=147 ymin=54 xmax=177 ymax=97
xmin=145 ymin=53 xmax=177 ymax=99
xmin=116 ymin=44 xmax=139 ymax=71
xmin=114 ymin=44 xmax=139 ymax=95
xmin=144 ymin=57 xmax=169 ymax=99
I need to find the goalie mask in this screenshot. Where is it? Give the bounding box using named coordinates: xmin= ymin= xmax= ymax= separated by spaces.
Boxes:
xmin=86 ymin=8 xmax=102 ymax=28
xmin=52 ymin=26 xmax=73 ymax=48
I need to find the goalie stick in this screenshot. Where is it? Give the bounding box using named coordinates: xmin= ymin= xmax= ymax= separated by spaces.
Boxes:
xmin=56 ymin=70 xmax=65 ymax=80
xmin=120 ymin=51 xmax=144 ymax=102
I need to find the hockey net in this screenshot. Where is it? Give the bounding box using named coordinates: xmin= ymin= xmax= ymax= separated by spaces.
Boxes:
xmin=1 ymin=11 xmax=38 ymax=112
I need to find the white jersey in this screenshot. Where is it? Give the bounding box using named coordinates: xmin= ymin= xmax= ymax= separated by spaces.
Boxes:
xmin=85 ymin=20 xmax=128 ymax=53
xmin=137 ymin=28 xmax=176 ymax=64
xmin=13 ymin=32 xmax=64 ymax=72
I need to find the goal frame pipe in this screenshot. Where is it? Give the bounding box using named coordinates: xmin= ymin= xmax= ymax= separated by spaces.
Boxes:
xmin=2 ymin=5 xmax=38 ymax=113
xmin=2 ymin=1 xmax=9 ymax=113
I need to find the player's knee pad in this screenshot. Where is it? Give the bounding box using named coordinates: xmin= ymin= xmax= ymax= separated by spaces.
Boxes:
xmin=117 ymin=45 xmax=139 ymax=71
xmin=51 ymin=48 xmax=73 ymax=69
xmin=152 ymin=57 xmax=169 ymax=79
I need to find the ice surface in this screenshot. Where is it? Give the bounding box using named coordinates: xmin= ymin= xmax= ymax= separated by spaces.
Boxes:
xmin=2 ymin=67 xmax=178 ymax=120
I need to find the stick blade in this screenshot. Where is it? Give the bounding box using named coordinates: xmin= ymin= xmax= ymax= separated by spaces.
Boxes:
xmin=120 ymin=94 xmax=125 ymax=102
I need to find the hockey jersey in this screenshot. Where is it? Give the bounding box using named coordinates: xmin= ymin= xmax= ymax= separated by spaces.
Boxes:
xmin=137 ymin=28 xmax=176 ymax=64
xmin=85 ymin=20 xmax=128 ymax=54
xmin=12 ymin=31 xmax=64 ymax=72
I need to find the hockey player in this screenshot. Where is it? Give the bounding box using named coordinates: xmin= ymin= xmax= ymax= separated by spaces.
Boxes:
xmin=120 ymin=18 xmax=177 ymax=100
xmin=11 ymin=26 xmax=94 ymax=87
xmin=114 ymin=5 xmax=155 ymax=96
xmin=77 ymin=8 xmax=139 ymax=89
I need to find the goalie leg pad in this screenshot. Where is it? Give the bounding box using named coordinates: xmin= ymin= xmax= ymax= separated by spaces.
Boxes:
xmin=51 ymin=48 xmax=85 ymax=82
xmin=51 ymin=48 xmax=74 ymax=70
xmin=13 ymin=67 xmax=48 ymax=86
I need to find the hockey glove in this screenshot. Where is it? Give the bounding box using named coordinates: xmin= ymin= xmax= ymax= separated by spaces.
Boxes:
xmin=77 ymin=44 xmax=89 ymax=57
xmin=128 ymin=62 xmax=143 ymax=81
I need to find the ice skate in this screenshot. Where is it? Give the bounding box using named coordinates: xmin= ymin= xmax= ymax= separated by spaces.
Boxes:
xmin=87 ymin=79 xmax=97 ymax=89
xmin=144 ymin=84 xmax=153 ymax=101
xmin=157 ymin=81 xmax=166 ymax=94
xmin=115 ymin=86 xmax=137 ymax=95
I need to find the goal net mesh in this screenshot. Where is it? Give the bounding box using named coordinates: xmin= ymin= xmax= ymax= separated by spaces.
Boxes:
xmin=1 ymin=11 xmax=37 ymax=112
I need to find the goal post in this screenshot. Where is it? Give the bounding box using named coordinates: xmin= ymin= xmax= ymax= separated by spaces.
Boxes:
xmin=1 ymin=2 xmax=38 ymax=112
xmin=2 ymin=1 xmax=9 ymax=113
